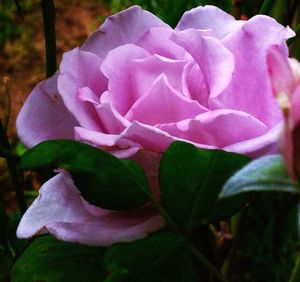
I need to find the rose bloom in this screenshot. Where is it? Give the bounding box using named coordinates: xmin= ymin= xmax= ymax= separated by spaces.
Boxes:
xmin=267 ymin=45 xmax=300 ymax=181
xmin=17 ymin=6 xmax=294 ymax=246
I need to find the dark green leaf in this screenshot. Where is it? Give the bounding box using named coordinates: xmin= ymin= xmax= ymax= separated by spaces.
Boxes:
xmin=12 ymin=235 xmax=105 ymax=282
xmin=20 ymin=140 xmax=152 ymax=210
xmin=104 ymin=232 xmax=200 ymax=282
xmin=219 ymin=155 xmax=300 ymax=200
xmin=159 ymin=141 xmax=250 ymax=231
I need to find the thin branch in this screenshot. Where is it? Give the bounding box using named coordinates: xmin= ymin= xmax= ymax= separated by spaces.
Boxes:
xmin=0 ymin=121 xmax=26 ymax=214
xmin=149 ymin=197 xmax=228 ymax=282
xmin=41 ymin=0 xmax=57 ymax=78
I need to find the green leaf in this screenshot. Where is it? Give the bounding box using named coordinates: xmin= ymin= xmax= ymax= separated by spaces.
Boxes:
xmin=159 ymin=141 xmax=250 ymax=231
xmin=219 ymin=155 xmax=300 ymax=200
xmin=20 ymin=140 xmax=152 ymax=210
xmin=12 ymin=235 xmax=106 ymax=282
xmin=104 ymin=232 xmax=200 ymax=282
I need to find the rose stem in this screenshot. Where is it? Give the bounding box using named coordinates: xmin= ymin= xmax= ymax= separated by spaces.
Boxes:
xmin=0 ymin=121 xmax=26 ymax=214
xmin=41 ymin=0 xmax=57 ymax=78
xmin=149 ymin=198 xmax=229 ymax=282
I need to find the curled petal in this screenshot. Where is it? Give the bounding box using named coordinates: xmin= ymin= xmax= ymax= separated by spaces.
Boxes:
xmin=172 ymin=30 xmax=235 ymax=98
xmin=125 ymin=74 xmax=207 ymax=125
xmin=17 ymin=172 xmax=165 ymax=246
xmin=100 ymin=44 xmax=150 ymax=115
xmin=58 ymin=48 xmax=107 ymax=130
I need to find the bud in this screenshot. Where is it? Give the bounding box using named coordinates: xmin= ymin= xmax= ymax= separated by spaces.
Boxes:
xmin=266 ymin=45 xmax=300 ymax=181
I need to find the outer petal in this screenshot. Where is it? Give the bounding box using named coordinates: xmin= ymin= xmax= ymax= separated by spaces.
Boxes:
xmin=224 ymin=123 xmax=282 ymax=158
xmin=214 ymin=15 xmax=295 ymax=127
xmin=81 ymin=6 xmax=168 ymax=59
xmin=172 ymin=30 xmax=235 ymax=98
xmin=176 ymin=5 xmax=245 ymax=39
xmin=157 ymin=109 xmax=268 ymax=148
xmin=58 ymin=48 xmax=107 ymax=130
xmin=16 ymin=74 xmax=78 ymax=148
xmin=17 ymin=172 xmax=165 ymax=246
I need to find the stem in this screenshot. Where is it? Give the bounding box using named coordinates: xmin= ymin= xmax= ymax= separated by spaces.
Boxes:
xmin=149 ymin=197 xmax=228 ymax=282
xmin=289 ymin=253 xmax=300 ymax=282
xmin=0 ymin=122 xmax=26 ymax=214
xmin=185 ymin=240 xmax=228 ymax=282
xmin=259 ymin=0 xmax=276 ymax=15
xmin=41 ymin=0 xmax=57 ymax=78
xmin=0 ymin=146 xmax=21 ymax=162
xmin=2 ymin=77 xmax=11 ymax=132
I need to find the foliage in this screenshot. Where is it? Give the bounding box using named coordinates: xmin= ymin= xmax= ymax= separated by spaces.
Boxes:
xmin=8 ymin=140 xmax=300 ymax=281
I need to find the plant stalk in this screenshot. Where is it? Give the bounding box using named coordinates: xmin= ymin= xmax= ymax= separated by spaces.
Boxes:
xmin=41 ymin=0 xmax=57 ymax=78
xmin=149 ymin=197 xmax=228 ymax=282
xmin=0 ymin=122 xmax=26 ymax=214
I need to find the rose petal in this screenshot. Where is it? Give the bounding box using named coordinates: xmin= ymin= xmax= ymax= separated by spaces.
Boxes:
xmin=176 ymin=5 xmax=245 ymax=39
xmin=17 ymin=172 xmax=165 ymax=246
xmin=82 ymin=5 xmax=168 ymax=59
xmin=157 ymin=109 xmax=268 ymax=148
xmin=100 ymin=44 xmax=150 ymax=115
xmin=214 ymin=15 xmax=295 ymax=127
xmin=224 ymin=122 xmax=282 ymax=158
xmin=172 ymin=30 xmax=235 ymax=98
xmin=125 ymin=74 xmax=207 ymax=125
xmin=182 ymin=61 xmax=209 ymax=106
xmin=16 ymin=74 xmax=78 ymax=148
xmin=136 ymin=27 xmax=185 ymax=59
xmin=130 ymin=54 xmax=189 ymax=99
xmin=266 ymin=45 xmax=295 ymax=111
xmin=58 ymin=48 xmax=107 ymax=130
xmin=96 ymin=91 xmax=131 ymax=134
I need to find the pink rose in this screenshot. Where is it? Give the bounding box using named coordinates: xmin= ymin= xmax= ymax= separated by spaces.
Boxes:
xmin=17 ymin=6 xmax=294 ymax=246
xmin=267 ymin=45 xmax=300 ymax=181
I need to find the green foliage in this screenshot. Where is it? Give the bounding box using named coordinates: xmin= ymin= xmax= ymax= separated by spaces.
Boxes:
xmin=20 ymin=140 xmax=152 ymax=210
xmin=12 ymin=235 xmax=106 ymax=282
xmin=220 ymin=155 xmax=300 ymax=199
xmin=104 ymin=232 xmax=200 ymax=282
xmin=225 ymin=193 xmax=298 ymax=282
xmin=160 ymin=141 xmax=250 ymax=231
xmin=14 ymin=140 xmax=300 ymax=281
